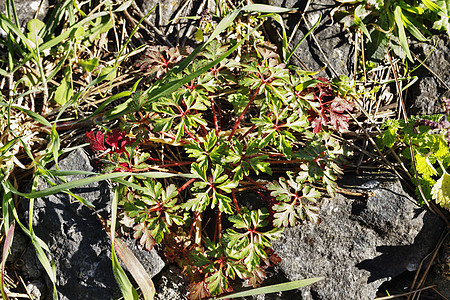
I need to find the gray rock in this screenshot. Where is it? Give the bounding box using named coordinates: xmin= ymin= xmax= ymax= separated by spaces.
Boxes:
xmin=270 ymin=176 xmax=444 ymax=299
xmin=20 ymin=149 xmax=165 ymax=300
xmin=265 ymin=0 xmax=354 ymax=78
xmin=153 ymin=265 xmax=189 ymax=300
xmin=0 ymin=0 xmax=49 ymax=30
xmin=409 ymin=35 xmax=450 ymax=115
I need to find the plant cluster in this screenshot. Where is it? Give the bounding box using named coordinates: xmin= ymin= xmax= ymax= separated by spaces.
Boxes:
xmin=86 ymin=12 xmax=353 ymax=298
xmin=336 ymin=0 xmax=450 ymax=62
xmin=377 ymin=98 xmax=450 ymax=210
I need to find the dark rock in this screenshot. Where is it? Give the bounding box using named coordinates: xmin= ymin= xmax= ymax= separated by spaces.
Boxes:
xmin=409 ymin=35 xmax=450 ymax=115
xmin=265 ymin=0 xmax=354 ymax=78
xmin=269 ymin=175 xmax=444 ymax=299
xmin=19 ymin=149 xmax=165 ymax=300
xmin=425 ymin=235 xmax=450 ymax=298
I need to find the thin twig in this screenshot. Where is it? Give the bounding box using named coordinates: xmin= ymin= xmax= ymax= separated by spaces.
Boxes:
xmin=375 ymin=285 xmax=437 ymax=300
xmin=409 ymin=230 xmax=450 ymax=300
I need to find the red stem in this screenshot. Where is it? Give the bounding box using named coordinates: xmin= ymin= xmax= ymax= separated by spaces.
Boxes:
xmin=264 ymin=159 xmax=306 ymax=164
xmin=214 ymin=210 xmax=222 ymax=243
xmin=156 ymin=161 xmax=193 ymax=168
xmin=231 ymin=190 xmax=240 ymax=214
xmin=240 ymin=125 xmax=257 ymax=141
xmin=183 ymin=124 xmax=199 ymax=142
xmin=210 ymin=96 xmax=219 ymax=136
xmin=178 ymin=178 xmax=196 ymax=192
xmin=228 ymin=85 xmax=261 ymax=141
xmin=188 ymin=212 xmax=200 ymax=239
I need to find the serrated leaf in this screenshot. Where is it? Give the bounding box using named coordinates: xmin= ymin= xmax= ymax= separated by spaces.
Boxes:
xmin=133 ymin=223 xmax=156 ymax=251
xmin=433 ymin=0 xmax=450 ymax=35
xmin=415 ymin=152 xmax=437 ymax=176
xmin=380 ymin=127 xmax=397 ymax=149
xmin=273 ymin=203 xmax=297 ymax=227
xmin=206 ymin=269 xmax=229 ymax=296
xmin=431 ymin=171 xmax=450 ymax=210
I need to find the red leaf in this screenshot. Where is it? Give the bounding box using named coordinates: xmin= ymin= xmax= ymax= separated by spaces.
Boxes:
xmin=85 ymin=131 xmax=106 ymax=151
xmin=187 ymin=281 xmax=210 ymax=300
xmin=247 ymin=267 xmax=266 ymax=288
xmin=105 ymin=129 xmax=132 ymax=153
xmin=311 ymin=116 xmax=324 ymax=134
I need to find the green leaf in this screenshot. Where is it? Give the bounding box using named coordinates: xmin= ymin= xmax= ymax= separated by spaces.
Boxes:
xmin=380 ymin=127 xmax=397 ymax=149
xmin=366 ymin=17 xmax=390 ymax=62
xmin=402 ymin=14 xmax=427 ymax=41
xmin=79 ymin=58 xmax=99 ymax=72
xmin=414 ymin=152 xmax=437 ymax=177
xmin=431 ymin=170 xmax=450 ymax=210
xmin=206 ymin=269 xmax=229 ymax=296
xmin=394 ymin=5 xmax=413 ymax=61
xmin=54 ymin=68 xmax=73 ymax=105
xmin=433 ymin=0 xmax=450 ymax=35
xmin=354 ymin=5 xmax=372 ymax=42
xmin=273 ymin=203 xmax=297 ymax=227
xmin=99 ymin=66 xmax=117 ymax=81
xmin=214 ymin=277 xmax=325 ymax=299
xmin=422 ymin=0 xmax=442 ymax=12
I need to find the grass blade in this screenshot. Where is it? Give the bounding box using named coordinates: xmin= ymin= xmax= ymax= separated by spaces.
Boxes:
xmin=354 ymin=5 xmax=372 ymax=42
xmin=287 ymin=14 xmax=321 ymax=62
xmin=111 ymin=185 xmax=139 ymax=300
xmin=4 ymin=181 xmax=58 ymax=300
xmin=214 ymin=277 xmax=324 ymax=299
xmin=112 ymin=237 xmax=156 ymax=300
xmin=394 ymin=6 xmax=413 ymax=61
xmin=1 ymin=223 xmax=14 ymax=300
xmin=5 ymin=171 xmax=197 ymax=199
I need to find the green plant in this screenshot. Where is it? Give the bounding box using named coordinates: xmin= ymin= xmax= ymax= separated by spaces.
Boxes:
xmin=377 ymin=98 xmax=450 ymax=210
xmin=84 ymin=6 xmax=353 ymax=298
xmin=337 ymin=0 xmax=449 ymax=62
xmin=0 ymin=1 xmax=355 ymax=298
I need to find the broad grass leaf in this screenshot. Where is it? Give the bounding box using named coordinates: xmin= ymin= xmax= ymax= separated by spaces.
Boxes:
xmin=54 ymin=75 xmax=73 ymax=105
xmin=214 ymin=277 xmax=325 ymax=299
xmin=111 ymin=186 xmax=139 ymax=300
xmin=79 ymin=58 xmax=99 ymax=72
xmin=422 ymin=0 xmax=442 ymax=12
xmin=394 ymin=6 xmax=413 ymax=61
